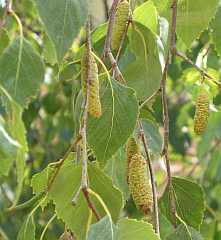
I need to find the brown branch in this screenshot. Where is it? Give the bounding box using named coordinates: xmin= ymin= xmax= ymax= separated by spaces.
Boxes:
xmin=174 ymin=50 xmax=212 ymax=80
xmin=102 ymin=0 xmax=161 ymax=233
xmin=103 ymin=0 xmax=121 ymax=58
xmin=139 ymin=121 xmax=160 ymax=235
xmin=160 ymin=0 xmax=178 ymax=227
xmin=80 ymin=16 xmax=92 ymax=190
xmin=102 ymin=0 xmax=126 ymax=83
xmin=115 ymin=14 xmax=132 ymax=62
xmin=72 ymin=16 xmax=101 ymax=222
xmin=82 ymin=188 xmax=101 ymax=221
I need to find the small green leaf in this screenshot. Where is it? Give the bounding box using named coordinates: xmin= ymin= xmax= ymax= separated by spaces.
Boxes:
xmin=36 ymin=0 xmax=88 ymax=62
xmin=43 ymin=33 xmax=57 ymax=65
xmin=120 ymin=22 xmax=162 ymax=100
xmin=141 ymin=119 xmax=163 ymax=154
xmin=153 ymin=0 xmax=219 ymax=48
xmin=48 ymin=162 xmax=123 ymax=240
xmin=17 ymin=215 xmax=35 ymax=240
xmin=105 ymin=147 xmax=130 ymax=200
xmin=87 ymin=78 xmax=138 ymax=165
xmin=0 ymin=117 xmax=19 ymax=176
xmin=88 ymin=218 xmax=160 ymax=240
xmin=211 ymin=3 xmax=221 ymax=56
xmin=160 ymin=177 xmax=205 ymax=229
xmin=116 ymin=219 xmax=160 ymax=240
xmin=0 ymin=28 xmax=9 ymax=55
xmin=0 ymin=38 xmax=45 ymax=108
xmin=87 ymin=216 xmax=116 ymax=240
xmin=166 ymin=223 xmax=203 ymax=240
xmin=133 ymin=1 xmax=159 ymax=34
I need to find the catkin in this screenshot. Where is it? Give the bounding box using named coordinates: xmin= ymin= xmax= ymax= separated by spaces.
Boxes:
xmin=81 ymin=49 xmax=102 ymax=118
xmin=111 ymin=0 xmax=130 ymax=51
xmin=126 ymin=137 xmax=140 ymax=182
xmin=194 ymin=87 xmax=209 ymax=135
xmin=128 ymin=154 xmax=153 ymax=214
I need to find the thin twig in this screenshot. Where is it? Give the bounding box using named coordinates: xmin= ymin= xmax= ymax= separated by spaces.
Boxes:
xmin=172 ymin=43 xmax=221 ymax=88
xmin=139 ymin=88 xmax=161 ymax=110
xmin=80 ymin=16 xmax=92 ymax=190
xmin=103 ymin=0 xmax=161 ymax=233
xmin=82 ymin=188 xmax=101 ymax=221
xmin=47 ymin=135 xmax=82 ymax=192
xmin=71 ymin=186 xmax=81 ymax=206
xmin=160 ymin=0 xmax=178 ymax=227
xmin=175 ymin=50 xmax=212 ymax=80
xmin=115 ymin=14 xmax=132 ymax=62
xmin=139 ymin=121 xmax=160 ymax=236
xmin=71 ymin=17 xmax=101 ymax=222
xmin=103 ymin=0 xmax=121 ymax=58
xmin=102 ymin=0 xmax=126 ymax=83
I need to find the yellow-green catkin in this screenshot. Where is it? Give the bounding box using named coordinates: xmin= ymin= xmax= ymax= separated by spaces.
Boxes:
xmin=194 ymin=87 xmax=209 ymax=135
xmin=126 ymin=137 xmax=140 ymax=182
xmin=111 ymin=0 xmax=130 ymax=52
xmin=81 ymin=49 xmax=102 ymax=118
xmin=128 ymin=154 xmax=153 ymax=214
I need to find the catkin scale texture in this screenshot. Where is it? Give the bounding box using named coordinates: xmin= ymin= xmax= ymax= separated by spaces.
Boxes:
xmin=81 ymin=49 xmax=102 ymax=118
xmin=126 ymin=137 xmax=140 ymax=182
xmin=194 ymin=87 xmax=209 ymax=135
xmin=128 ymin=154 xmax=153 ymax=214
xmin=111 ymin=0 xmax=130 ymax=51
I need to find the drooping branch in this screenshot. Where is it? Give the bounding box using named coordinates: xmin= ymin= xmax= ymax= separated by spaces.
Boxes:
xmin=72 ymin=16 xmax=101 ymax=221
xmin=102 ymin=0 xmax=160 ymax=234
xmin=102 ymin=0 xmax=126 ymax=82
xmin=160 ymin=0 xmax=178 ymax=227
xmin=139 ymin=121 xmax=160 ymax=236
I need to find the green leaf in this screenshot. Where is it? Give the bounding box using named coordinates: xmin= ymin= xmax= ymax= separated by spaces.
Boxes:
xmin=0 ymin=38 xmax=45 ymax=108
xmin=104 ymin=147 xmax=130 ymax=200
xmin=49 ymin=162 xmax=123 ymax=240
xmin=0 ymin=28 xmax=9 ymax=55
xmin=153 ymin=0 xmax=219 ymax=48
xmin=200 ymin=220 xmax=216 ymax=240
xmin=133 ymin=1 xmax=159 ymax=34
xmin=3 ymin=99 xmax=29 ymax=205
xmin=197 ymin=112 xmax=221 ymax=158
xmin=116 ymin=219 xmax=160 ymax=240
xmin=36 ymin=0 xmax=88 ymax=62
xmin=159 ymin=214 xmax=173 ymax=239
xmin=0 ymin=117 xmax=19 ymax=176
xmin=42 ymin=33 xmax=57 ymax=65
xmin=87 ymin=78 xmax=138 ymax=165
xmin=160 ymin=177 xmax=205 ymax=229
xmin=120 ymin=22 xmax=162 ymax=100
xmin=141 ymin=119 xmax=163 ymax=154
xmin=17 ymin=215 xmax=35 ymax=240
xmin=166 ymin=223 xmax=203 ymax=240
xmin=88 ymin=217 xmax=160 ymax=240
xmin=211 ymin=3 xmax=221 ymax=56
xmin=205 ymin=149 xmax=221 ymax=182
xmin=87 ymin=216 xmax=116 ymax=240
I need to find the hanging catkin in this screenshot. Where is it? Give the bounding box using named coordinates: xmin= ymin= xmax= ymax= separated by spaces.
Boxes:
xmin=126 ymin=137 xmax=140 ymax=182
xmin=111 ymin=0 xmax=130 ymax=52
xmin=128 ymin=154 xmax=153 ymax=214
xmin=81 ymin=49 xmax=102 ymax=118
xmin=194 ymin=87 xmax=209 ymax=135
